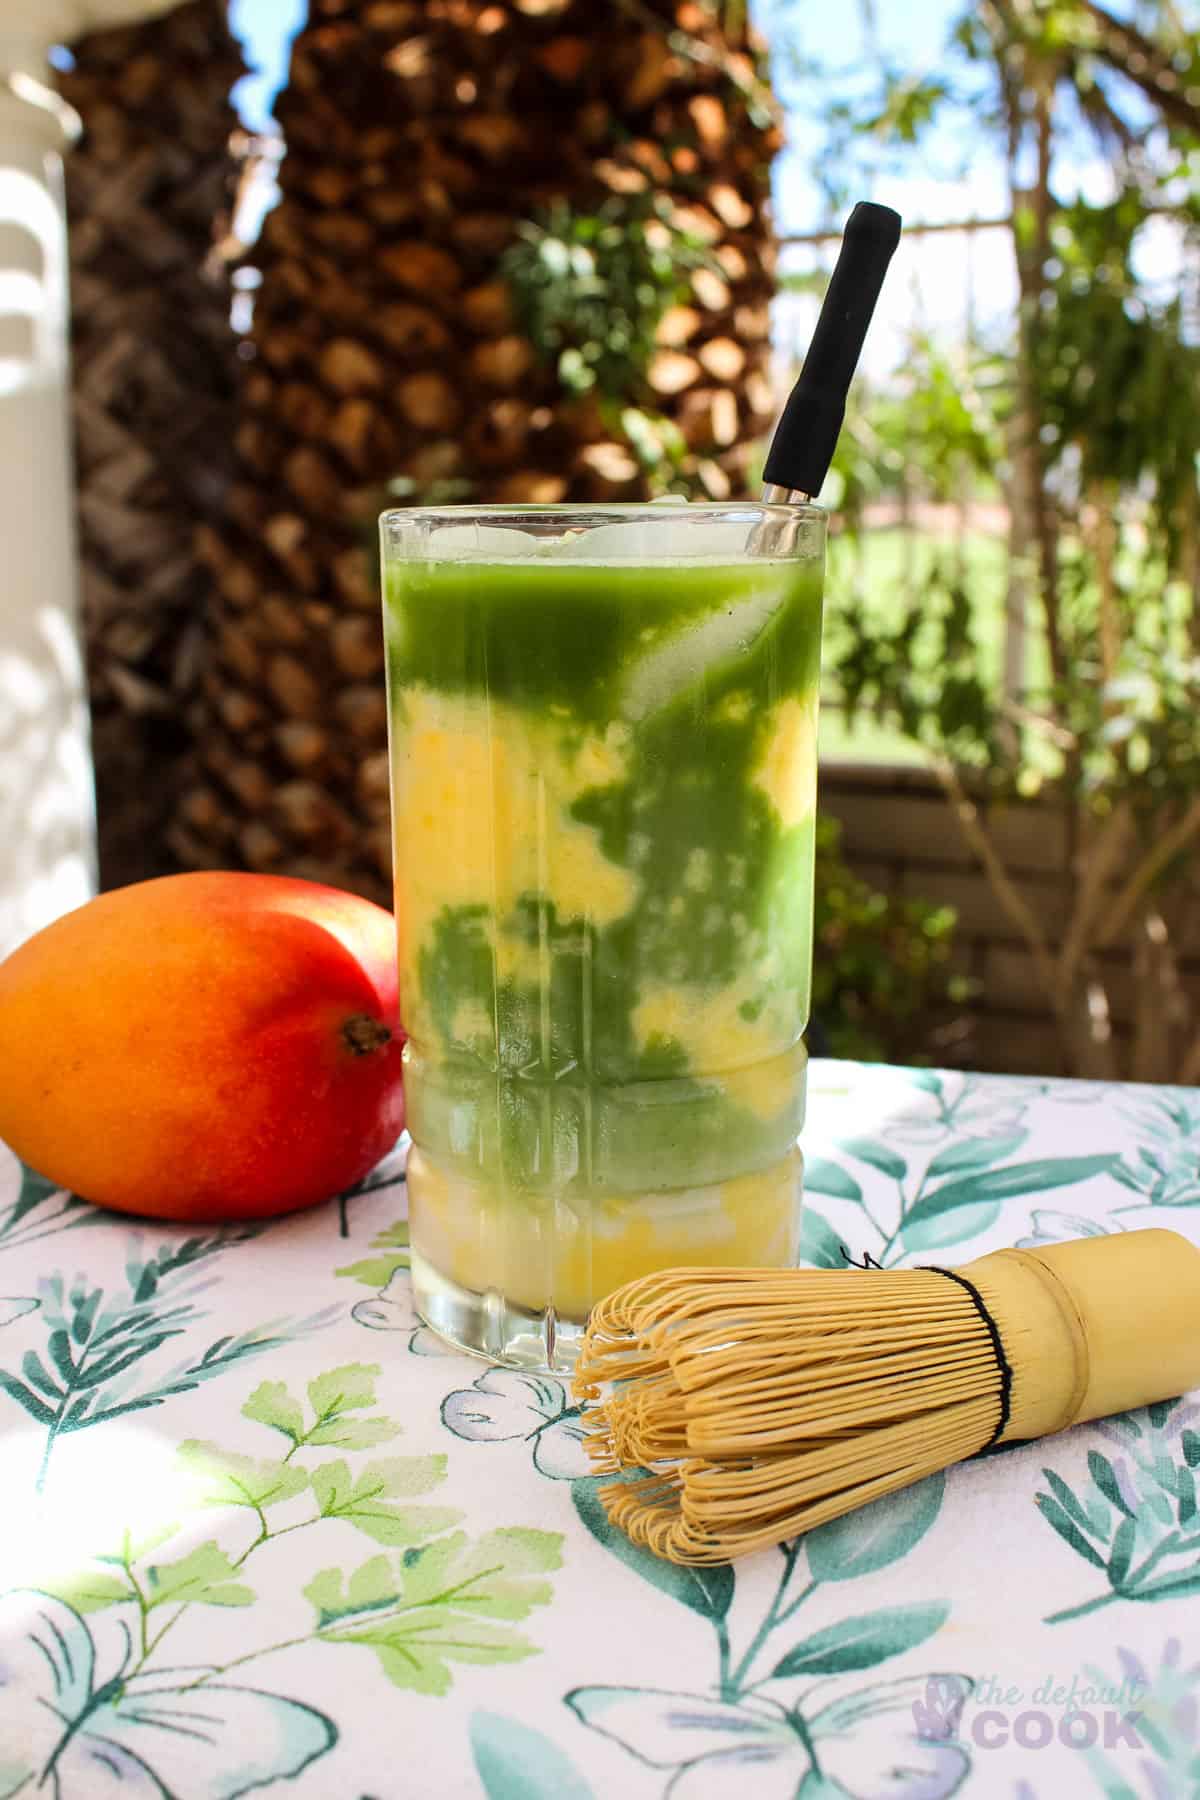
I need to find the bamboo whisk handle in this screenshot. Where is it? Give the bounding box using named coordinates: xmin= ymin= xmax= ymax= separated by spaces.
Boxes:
xmin=963 ymin=1229 xmax=1200 ymax=1443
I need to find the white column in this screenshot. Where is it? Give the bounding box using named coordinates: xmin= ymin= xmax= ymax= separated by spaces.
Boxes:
xmin=0 ymin=69 xmax=93 ymax=956
xmin=0 ymin=1 xmax=182 ymax=956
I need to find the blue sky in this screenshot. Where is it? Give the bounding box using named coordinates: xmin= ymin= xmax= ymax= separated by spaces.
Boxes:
xmin=228 ymin=0 xmax=305 ymax=132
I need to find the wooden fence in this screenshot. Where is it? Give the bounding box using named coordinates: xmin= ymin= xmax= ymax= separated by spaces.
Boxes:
xmin=819 ymin=762 xmax=1200 ymax=1077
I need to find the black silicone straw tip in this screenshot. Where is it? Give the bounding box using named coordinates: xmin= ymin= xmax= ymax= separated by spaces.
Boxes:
xmin=762 ymin=201 xmax=902 ymax=499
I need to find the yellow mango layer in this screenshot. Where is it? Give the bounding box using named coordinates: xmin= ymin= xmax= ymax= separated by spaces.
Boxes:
xmin=407 ymin=1146 xmax=802 ymax=1320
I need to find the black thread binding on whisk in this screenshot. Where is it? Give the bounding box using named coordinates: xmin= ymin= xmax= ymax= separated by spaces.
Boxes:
xmin=836 ymin=1248 xmax=1013 ymax=1449
xmin=924 ymin=1265 xmax=1014 ymax=1448
xmin=839 ymin=1245 xmax=884 ymax=1270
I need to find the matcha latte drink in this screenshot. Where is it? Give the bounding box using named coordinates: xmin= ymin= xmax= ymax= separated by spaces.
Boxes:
xmin=382 ymin=503 xmax=826 ymax=1368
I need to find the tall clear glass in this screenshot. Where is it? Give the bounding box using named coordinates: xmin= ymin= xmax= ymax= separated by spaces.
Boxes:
xmin=381 ymin=502 xmax=826 ymax=1370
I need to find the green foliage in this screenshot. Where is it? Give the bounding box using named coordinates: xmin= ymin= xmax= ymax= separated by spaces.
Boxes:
xmin=616 ymin=405 xmax=688 ymax=492
xmin=830 ymin=568 xmax=996 ymax=765
xmin=773 ymin=0 xmax=1200 ymax=777
xmin=1036 ymin=197 xmax=1200 ymax=528
xmin=1058 ymin=627 xmax=1200 ymax=815
xmin=825 ymin=515 xmax=1200 ymax=822
xmin=502 ymin=196 xmax=709 ymax=494
xmin=857 ymin=74 xmax=954 ymax=145
xmin=502 ymin=196 xmax=709 ymax=403
xmin=821 ymin=338 xmax=1005 ymax=526
xmin=812 ymin=813 xmax=963 ymax=1063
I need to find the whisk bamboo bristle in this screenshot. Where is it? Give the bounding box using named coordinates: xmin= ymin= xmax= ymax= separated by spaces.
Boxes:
xmin=572 ymin=1232 xmax=1200 ymax=1565
xmin=576 ymin=1266 xmax=1003 ymax=1562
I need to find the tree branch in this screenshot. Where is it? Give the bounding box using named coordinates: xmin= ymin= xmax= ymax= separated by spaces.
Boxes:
xmin=1095 ymin=796 xmax=1200 ymax=951
xmin=1074 ymin=76 xmax=1138 ymax=153
xmin=999 ymin=694 xmax=1077 ymax=751
xmin=931 ymin=757 xmax=1061 ymax=1001
xmin=1057 ymin=800 xmax=1133 ymax=1004
xmin=1179 ymin=1028 xmax=1200 ymax=1088
xmin=1075 ymin=0 xmax=1200 ymax=138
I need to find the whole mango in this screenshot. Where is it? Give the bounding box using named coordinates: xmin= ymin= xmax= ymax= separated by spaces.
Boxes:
xmin=0 ymin=872 xmax=405 ymax=1221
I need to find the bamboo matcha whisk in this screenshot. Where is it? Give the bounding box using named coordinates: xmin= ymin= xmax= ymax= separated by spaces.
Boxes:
xmin=572 ymin=1229 xmax=1200 ymax=1565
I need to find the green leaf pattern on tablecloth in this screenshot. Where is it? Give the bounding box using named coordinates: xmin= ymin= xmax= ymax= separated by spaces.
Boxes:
xmin=898 ymin=1155 xmax=1122 ymax=1256
xmin=0 ymin=1230 xmax=334 ymax=1487
xmin=310 ymin=1453 xmax=462 ymax=1544
xmin=471 ymin=1709 xmax=597 ymax=1799
xmin=804 ymin=1156 xmax=865 ymax=1205
xmin=143 ymin=1540 xmax=257 ymax=1610
xmin=0 ymin=1589 xmax=336 ymax=1798
xmin=804 ymin=1131 xmax=1125 ymax=1266
xmin=2 ymin=1066 xmax=1200 ymax=1796
xmin=1035 ymin=1399 xmax=1200 ymax=1622
xmin=179 ymin=1440 xmax=313 ymax=1512
xmin=0 ymin=1147 xmax=96 ymax=1258
xmin=337 ymin=1217 xmax=412 ymax=1289
xmin=798 ymin=1205 xmax=850 ymax=1268
xmin=572 ymin=1481 xmax=736 ymax=1624
xmin=307 ymin=1525 xmax=563 ymax=1695
xmin=805 ymin=1474 xmax=947 ymax=1582
xmin=10 ymin=1360 xmax=563 ymax=1789
xmin=1074 ymin=1638 xmax=1200 ymax=1796
xmin=242 ymin=1362 xmax=405 ymax=1451
xmin=769 ymin=1600 xmax=950 ymax=1677
xmin=567 ymin=1468 xmax=973 ymax=1797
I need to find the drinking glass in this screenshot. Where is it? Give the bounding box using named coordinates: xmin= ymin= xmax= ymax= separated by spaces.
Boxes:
xmin=381 ymin=502 xmax=826 ymax=1369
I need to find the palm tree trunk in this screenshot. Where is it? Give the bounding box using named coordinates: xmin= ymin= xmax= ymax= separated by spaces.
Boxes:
xmin=57 ymin=0 xmax=245 ymax=889
xmin=174 ymin=0 xmax=783 ymax=896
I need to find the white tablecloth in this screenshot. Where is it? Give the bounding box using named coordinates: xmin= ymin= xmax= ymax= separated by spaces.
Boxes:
xmin=0 ymin=1061 xmax=1196 ymax=1798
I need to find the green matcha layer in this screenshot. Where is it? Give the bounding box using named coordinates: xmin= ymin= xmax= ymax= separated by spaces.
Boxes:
xmin=385 ymin=553 xmax=824 ymax=1198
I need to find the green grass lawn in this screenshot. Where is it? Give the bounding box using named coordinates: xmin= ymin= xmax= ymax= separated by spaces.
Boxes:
xmin=820 ymin=707 xmax=928 ymax=766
